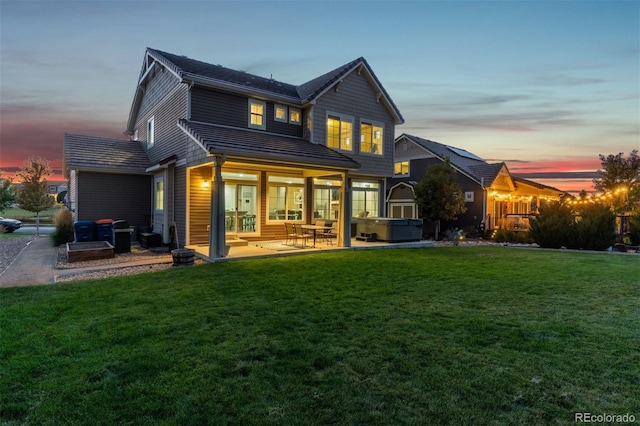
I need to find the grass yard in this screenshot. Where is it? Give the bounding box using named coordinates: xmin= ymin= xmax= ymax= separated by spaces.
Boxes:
xmin=1 ymin=205 xmax=60 ymax=223
xmin=1 ymin=246 xmax=638 ymax=425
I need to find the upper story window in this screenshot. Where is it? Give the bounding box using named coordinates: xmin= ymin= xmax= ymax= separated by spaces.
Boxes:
xmin=360 ymin=121 xmax=383 ymax=155
xmin=274 ymin=104 xmax=287 ymax=123
xmin=248 ymin=99 xmax=266 ymax=130
xmin=147 ymin=117 xmax=155 ymax=148
xmin=327 ymin=115 xmax=352 ymax=151
xmin=394 ymin=161 xmax=409 ymax=176
xmin=289 ymin=108 xmax=301 ymax=125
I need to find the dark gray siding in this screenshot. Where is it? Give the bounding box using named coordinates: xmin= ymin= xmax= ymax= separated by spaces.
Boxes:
xmin=191 ymin=87 xmax=303 ymax=137
xmin=137 ymin=84 xmax=189 ymax=166
xmin=387 ymin=157 xmax=484 ymax=232
xmin=311 ymin=70 xmax=396 ymax=177
xmin=77 ymin=172 xmax=151 ymax=227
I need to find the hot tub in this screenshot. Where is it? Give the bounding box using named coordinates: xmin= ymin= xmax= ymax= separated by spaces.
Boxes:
xmin=356 ymin=218 xmax=423 ymax=242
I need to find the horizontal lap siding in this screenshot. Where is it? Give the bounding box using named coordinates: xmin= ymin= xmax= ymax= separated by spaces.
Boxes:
xmin=77 ymin=172 xmax=151 ymax=227
xmin=191 ymin=87 xmax=303 ymax=137
xmin=189 ymin=167 xmax=212 ymax=245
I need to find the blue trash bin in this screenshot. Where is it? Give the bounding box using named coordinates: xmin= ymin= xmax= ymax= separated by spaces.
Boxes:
xmin=74 ymin=220 xmax=95 ymax=242
xmin=95 ymin=219 xmax=114 ymax=244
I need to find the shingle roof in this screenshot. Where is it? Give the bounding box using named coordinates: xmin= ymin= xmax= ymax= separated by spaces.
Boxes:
xmin=64 ymin=133 xmax=149 ymax=176
xmin=512 ymin=176 xmax=564 ymax=193
xmin=148 ymin=48 xmax=300 ymax=99
xmin=296 ymin=57 xmax=363 ymax=101
xmin=144 ymin=48 xmax=403 ymax=123
xmin=399 ymin=134 xmax=504 ymax=183
xmin=178 ymin=120 xmax=360 ymax=171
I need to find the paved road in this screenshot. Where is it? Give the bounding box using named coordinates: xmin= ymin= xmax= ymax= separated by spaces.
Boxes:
xmin=14 ymin=225 xmax=54 ymax=235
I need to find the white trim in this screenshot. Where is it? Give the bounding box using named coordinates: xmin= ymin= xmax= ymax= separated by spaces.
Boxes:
xmin=248 ymin=99 xmax=266 ymax=130
xmin=289 ymin=107 xmax=301 ymax=125
xmin=147 ymin=116 xmax=155 ymax=148
xmin=326 ymin=111 xmax=354 ymax=152
xmin=359 ymin=119 xmax=384 ymax=156
xmin=274 ymin=104 xmax=287 ymax=123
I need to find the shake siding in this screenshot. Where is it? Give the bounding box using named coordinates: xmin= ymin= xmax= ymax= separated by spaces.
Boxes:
xmin=137 ymin=67 xmax=181 ymax=120
xmin=137 ymin=84 xmax=189 ymax=165
xmin=311 ymin=71 xmax=396 ymax=177
xmin=77 ymin=172 xmax=151 ymax=226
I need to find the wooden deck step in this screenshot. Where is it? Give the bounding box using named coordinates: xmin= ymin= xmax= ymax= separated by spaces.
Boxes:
xmin=227 ymin=239 xmax=249 ymax=247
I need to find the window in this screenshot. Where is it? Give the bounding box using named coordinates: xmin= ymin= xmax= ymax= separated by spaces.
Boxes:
xmin=360 ymin=121 xmax=383 ymax=155
xmin=313 ymin=178 xmax=342 ymax=220
xmin=147 ymin=117 xmax=155 ymax=147
xmin=267 ymin=175 xmax=305 ymax=221
xmin=327 ymin=115 xmax=353 ymax=151
xmin=394 ymin=161 xmax=409 ymax=176
xmin=248 ymin=99 xmax=266 ymax=130
xmin=154 ymin=176 xmax=164 ymax=212
xmin=289 ymin=107 xmax=301 ymax=125
xmin=352 ymin=182 xmax=379 ymax=218
xmin=275 ymin=104 xmax=287 ymax=123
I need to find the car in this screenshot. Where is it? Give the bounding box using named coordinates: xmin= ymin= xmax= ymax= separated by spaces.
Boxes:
xmin=0 ymin=216 xmax=23 ymax=233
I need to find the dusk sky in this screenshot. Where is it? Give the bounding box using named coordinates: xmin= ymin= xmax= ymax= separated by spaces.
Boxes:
xmin=1 ymin=1 xmax=638 ymax=194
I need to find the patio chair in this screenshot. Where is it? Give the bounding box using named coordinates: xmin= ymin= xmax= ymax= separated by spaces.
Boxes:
xmin=293 ymin=223 xmax=313 ymax=248
xmin=284 ymin=222 xmax=297 ymax=245
xmin=322 ymin=222 xmax=338 ymax=246
xmin=315 ymin=220 xmax=326 ymax=242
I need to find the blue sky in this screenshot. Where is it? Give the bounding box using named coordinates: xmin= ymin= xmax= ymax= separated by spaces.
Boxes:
xmin=1 ymin=0 xmax=638 ymax=192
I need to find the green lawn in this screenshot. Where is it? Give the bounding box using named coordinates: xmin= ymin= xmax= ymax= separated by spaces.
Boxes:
xmin=1 ymin=246 xmax=638 ymax=425
xmin=1 ymin=205 xmax=60 ymax=223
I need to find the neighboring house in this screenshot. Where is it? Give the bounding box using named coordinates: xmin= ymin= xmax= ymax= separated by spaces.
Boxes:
xmin=387 ymin=134 xmax=566 ymax=237
xmin=64 ymin=48 xmax=403 ymax=258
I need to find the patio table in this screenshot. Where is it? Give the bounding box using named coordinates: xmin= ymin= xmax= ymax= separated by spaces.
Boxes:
xmin=300 ymin=224 xmax=331 ymax=248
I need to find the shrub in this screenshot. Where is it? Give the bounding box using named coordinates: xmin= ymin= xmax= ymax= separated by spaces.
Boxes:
xmin=529 ymin=201 xmax=575 ymax=248
xmin=572 ymin=203 xmax=616 ymax=251
xmin=51 ymin=207 xmax=74 ymax=246
xmin=628 ymin=207 xmax=640 ymax=245
xmin=493 ymin=228 xmax=534 ymax=244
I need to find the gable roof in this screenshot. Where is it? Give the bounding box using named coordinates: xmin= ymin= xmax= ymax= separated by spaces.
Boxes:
xmin=63 ymin=133 xmax=149 ymax=177
xmin=178 ymin=120 xmax=360 ymax=171
xmin=398 ymin=133 xmax=505 ymax=185
xmin=127 ymin=48 xmax=403 ymax=133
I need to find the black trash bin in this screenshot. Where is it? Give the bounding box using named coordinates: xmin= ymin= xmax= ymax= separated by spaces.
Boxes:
xmin=112 ymin=220 xmax=132 ymax=253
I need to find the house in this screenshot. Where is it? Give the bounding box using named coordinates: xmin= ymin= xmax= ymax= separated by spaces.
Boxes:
xmin=64 ymin=48 xmax=404 ymax=258
xmin=387 ymin=134 xmax=566 ymax=237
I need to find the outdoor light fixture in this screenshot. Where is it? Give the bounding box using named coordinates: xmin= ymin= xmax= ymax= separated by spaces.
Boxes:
xmin=202 ymin=180 xmax=210 ymax=189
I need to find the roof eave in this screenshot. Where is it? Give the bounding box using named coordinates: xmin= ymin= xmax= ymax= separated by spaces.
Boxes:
xmin=184 ymin=73 xmax=301 ymax=104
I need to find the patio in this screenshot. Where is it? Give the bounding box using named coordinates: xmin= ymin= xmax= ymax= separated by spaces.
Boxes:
xmin=187 ymin=237 xmax=434 ymax=262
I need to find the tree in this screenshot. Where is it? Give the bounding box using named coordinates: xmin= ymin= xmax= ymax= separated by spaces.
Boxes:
xmin=593 ymin=150 xmax=640 ymax=213
xmin=414 ymin=157 xmax=466 ymax=240
xmin=0 ymin=172 xmax=16 ymax=212
xmin=529 ymin=201 xmax=575 ymax=249
xmin=15 ymin=156 xmax=55 ymax=236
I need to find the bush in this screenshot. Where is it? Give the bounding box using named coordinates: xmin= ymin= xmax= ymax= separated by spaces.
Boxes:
xmin=493 ymin=229 xmax=534 ymax=244
xmin=529 ymin=201 xmax=575 ymax=248
xmin=628 ymin=207 xmax=640 ymax=245
xmin=572 ymin=203 xmax=616 ymax=251
xmin=51 ymin=207 xmax=74 ymax=246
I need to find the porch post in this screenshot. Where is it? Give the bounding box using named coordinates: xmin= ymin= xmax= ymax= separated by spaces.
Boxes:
xmin=209 ymin=155 xmax=226 ymax=258
xmin=341 ymin=172 xmax=352 ymax=248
